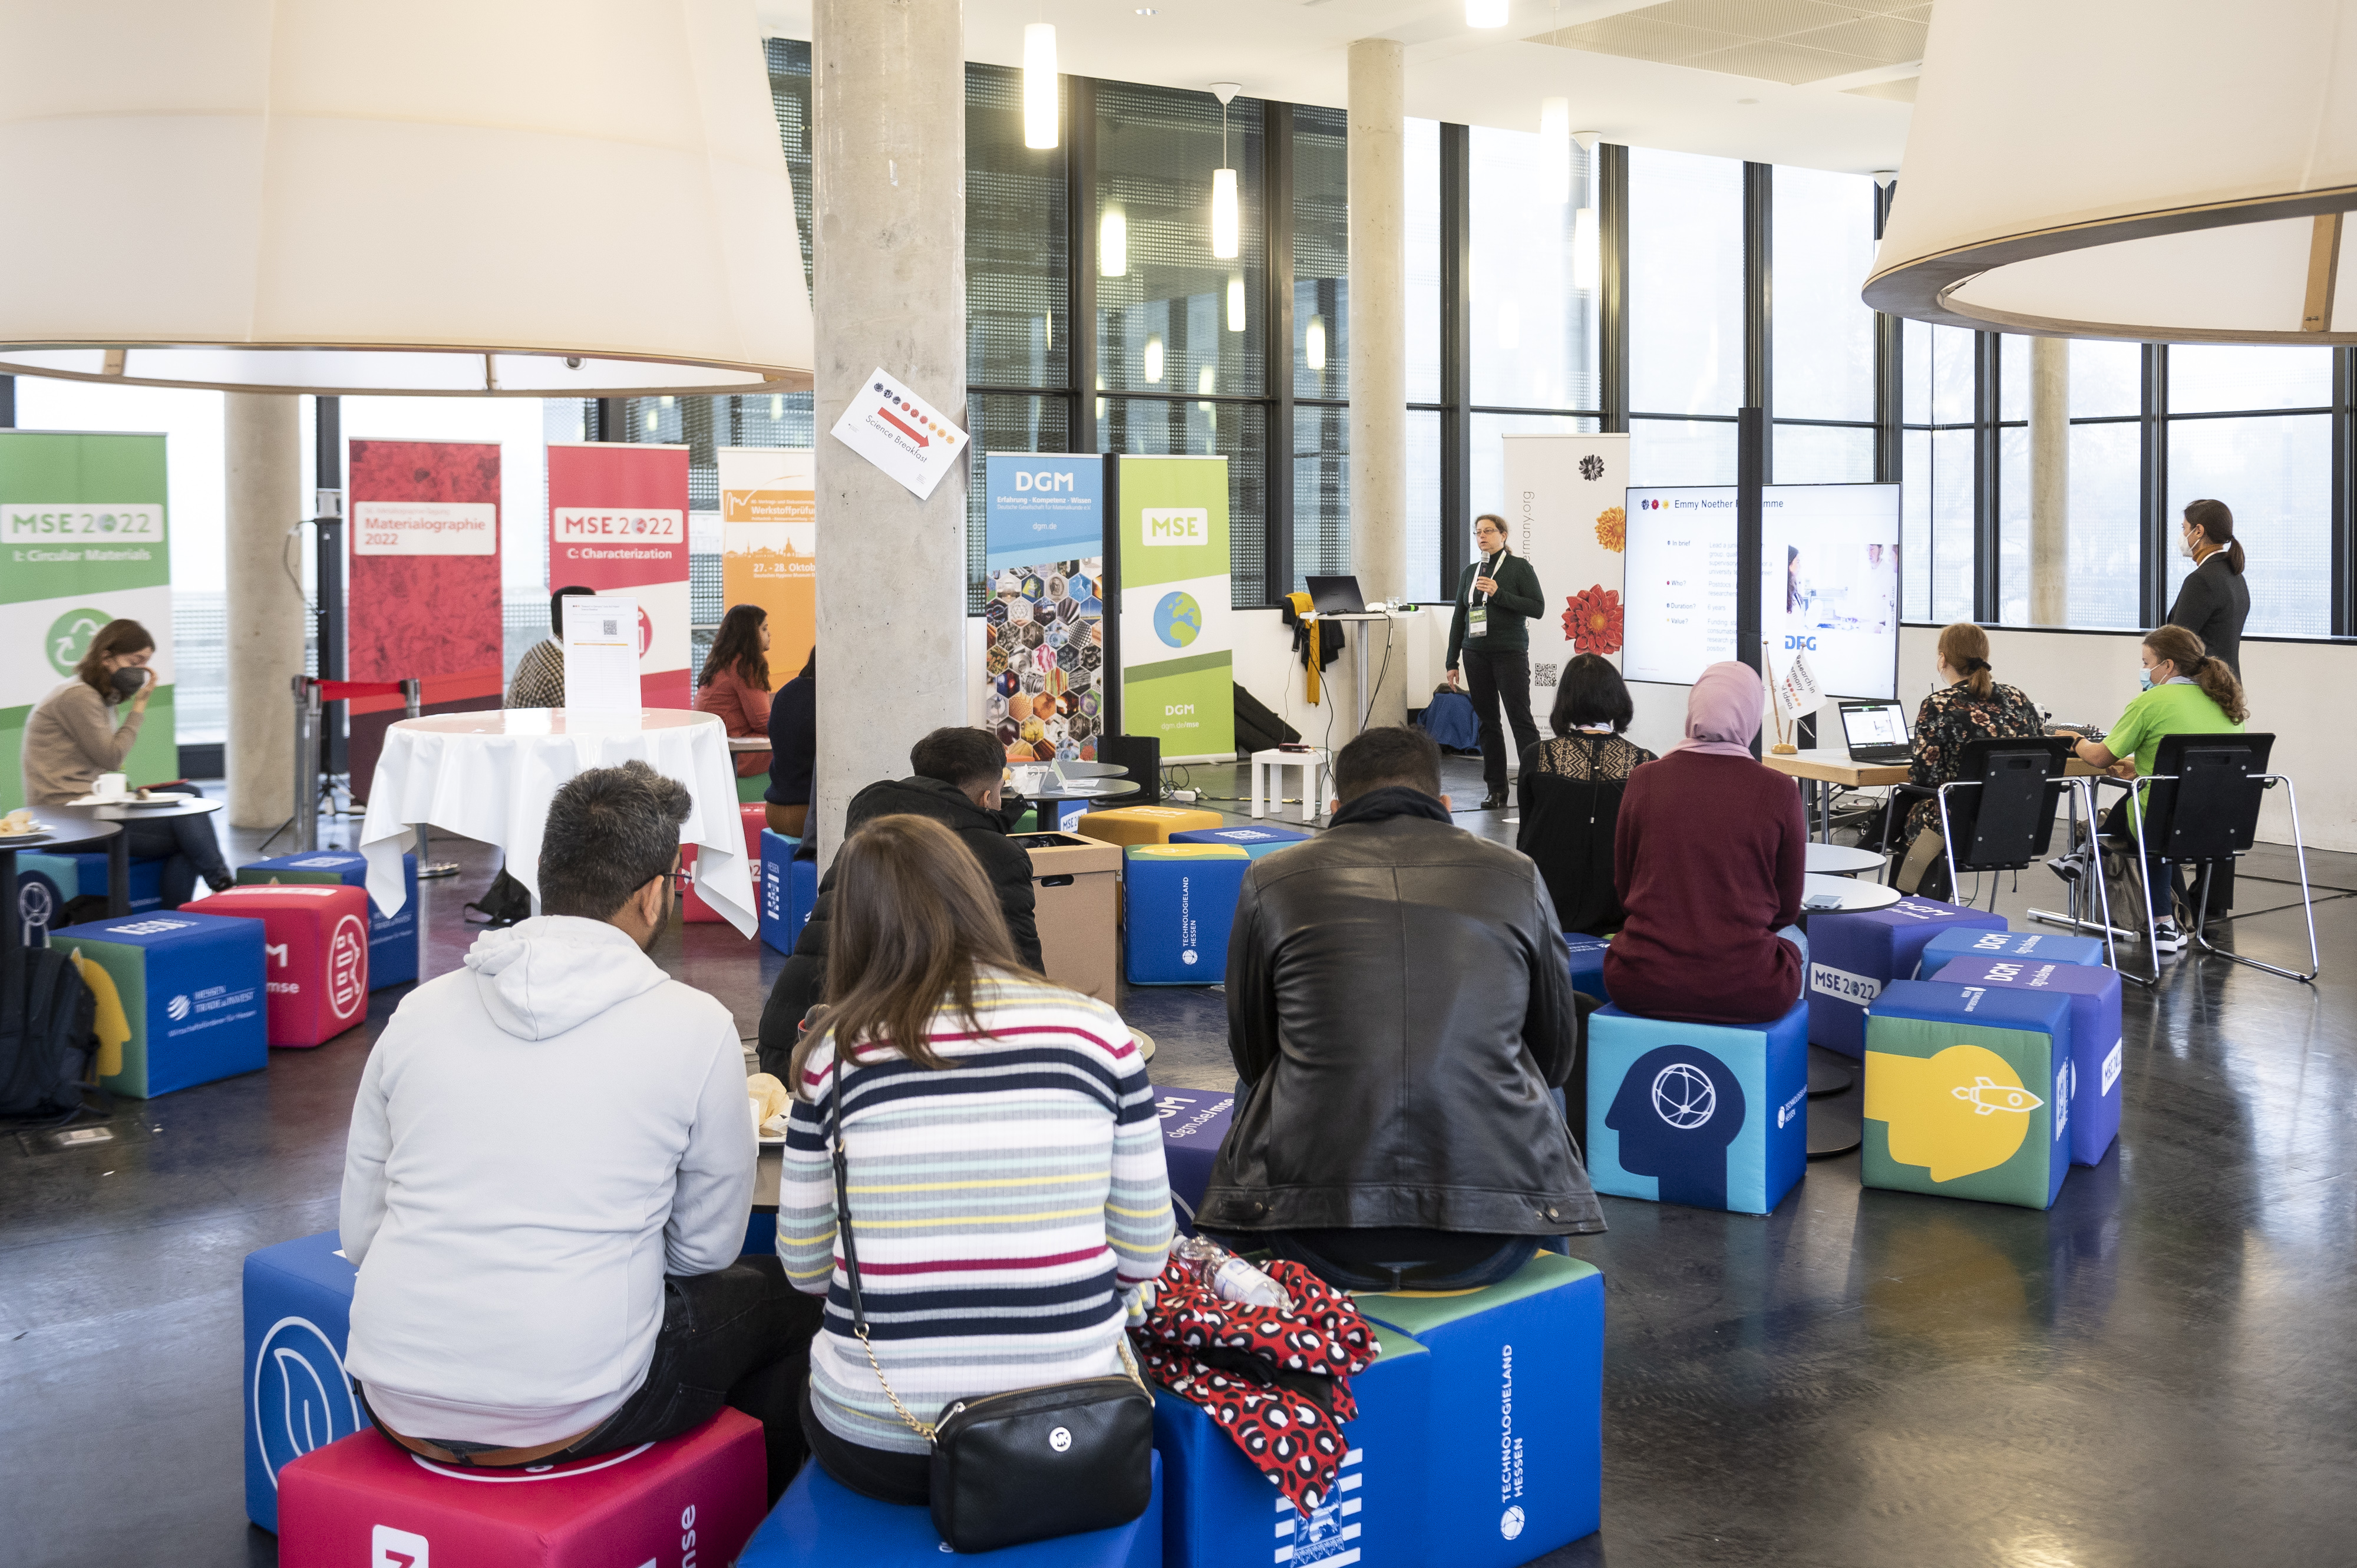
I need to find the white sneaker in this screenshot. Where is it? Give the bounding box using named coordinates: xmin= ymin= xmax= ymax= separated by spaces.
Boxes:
xmin=2152 ymin=919 xmax=2185 ymax=955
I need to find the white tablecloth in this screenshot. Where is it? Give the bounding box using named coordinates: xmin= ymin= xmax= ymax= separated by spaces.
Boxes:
xmin=359 ymin=708 xmax=757 ymax=936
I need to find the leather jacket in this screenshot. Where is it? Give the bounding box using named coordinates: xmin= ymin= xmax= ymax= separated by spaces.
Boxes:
xmin=1198 ymin=790 xmax=1605 ymax=1237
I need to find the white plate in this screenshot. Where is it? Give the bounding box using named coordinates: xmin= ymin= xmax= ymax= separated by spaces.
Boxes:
xmin=0 ymin=826 xmax=49 ymax=844
xmin=70 ymin=791 xmax=193 ymax=808
xmin=758 ymin=1131 xmax=790 ymax=1148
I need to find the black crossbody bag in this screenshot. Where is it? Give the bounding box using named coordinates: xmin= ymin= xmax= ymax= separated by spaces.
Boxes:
xmin=828 ymin=1054 xmax=1156 ymax=1553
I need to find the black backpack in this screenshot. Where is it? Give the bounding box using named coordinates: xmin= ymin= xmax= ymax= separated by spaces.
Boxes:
xmin=0 ymin=946 xmax=101 ymax=1119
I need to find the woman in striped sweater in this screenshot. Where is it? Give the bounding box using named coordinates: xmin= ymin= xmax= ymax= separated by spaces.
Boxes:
xmin=780 ymin=813 xmax=1174 ymax=1504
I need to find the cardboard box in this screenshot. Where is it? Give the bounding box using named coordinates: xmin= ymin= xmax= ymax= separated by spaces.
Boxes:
xmin=1014 ymin=832 xmax=1122 ymax=1000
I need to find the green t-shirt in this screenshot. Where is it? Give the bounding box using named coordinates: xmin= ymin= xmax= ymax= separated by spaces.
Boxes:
xmin=2104 ymin=679 xmax=2242 ymax=818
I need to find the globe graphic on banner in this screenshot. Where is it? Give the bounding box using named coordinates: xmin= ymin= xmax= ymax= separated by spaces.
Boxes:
xmin=1153 ymin=591 xmax=1203 ymax=649
xmin=1651 ymin=1062 xmax=1717 ymax=1128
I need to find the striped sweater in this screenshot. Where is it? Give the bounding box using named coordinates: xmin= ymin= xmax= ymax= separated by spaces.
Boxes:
xmin=781 ymin=969 xmax=1174 ymax=1453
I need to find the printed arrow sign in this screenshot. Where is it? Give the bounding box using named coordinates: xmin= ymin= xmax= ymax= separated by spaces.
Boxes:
xmin=829 ymin=367 xmax=968 ymax=499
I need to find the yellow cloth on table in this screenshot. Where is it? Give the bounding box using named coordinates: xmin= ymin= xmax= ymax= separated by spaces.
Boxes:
xmin=747 ymin=1071 xmax=791 ymax=1135
xmin=1286 ymin=591 xmax=1323 ymax=705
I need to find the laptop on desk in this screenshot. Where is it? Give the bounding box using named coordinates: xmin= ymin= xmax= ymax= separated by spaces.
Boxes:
xmin=1305 ymin=574 xmax=1366 ymax=615
xmin=1837 ymin=701 xmax=1914 ymax=765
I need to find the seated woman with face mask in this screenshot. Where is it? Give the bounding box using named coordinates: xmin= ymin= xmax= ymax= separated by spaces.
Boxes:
xmin=21 ymin=616 xmax=234 ymax=903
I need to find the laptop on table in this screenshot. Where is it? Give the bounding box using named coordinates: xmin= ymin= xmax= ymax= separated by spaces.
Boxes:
xmin=1837 ymin=701 xmax=1913 ymax=765
xmin=1304 ymin=575 xmax=1366 ymax=614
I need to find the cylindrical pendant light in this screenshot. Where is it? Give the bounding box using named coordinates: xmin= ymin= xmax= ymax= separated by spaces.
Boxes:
xmin=1572 ymin=207 xmax=1600 ymax=292
xmin=1467 ymin=0 xmax=1510 ymax=27
xmin=1101 ymin=209 xmax=1129 ymax=277
xmin=1227 ymin=276 xmax=1247 ymax=331
xmin=1539 ymin=98 xmax=1572 ymax=205
xmin=1305 ymin=316 xmax=1328 ymax=371
xmin=1210 ymin=83 xmax=1242 ymax=262
xmin=1144 ymin=334 xmax=1166 ymax=383
xmin=1023 ymin=23 xmax=1059 ymax=150
xmin=0 ymin=0 xmax=810 ymax=396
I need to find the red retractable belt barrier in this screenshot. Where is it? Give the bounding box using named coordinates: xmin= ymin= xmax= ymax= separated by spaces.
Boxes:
xmin=311 ymin=679 xmax=412 ymax=702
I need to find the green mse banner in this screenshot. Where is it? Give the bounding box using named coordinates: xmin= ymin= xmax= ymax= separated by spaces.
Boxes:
xmin=1117 ymin=455 xmax=1233 ymax=760
xmin=0 ymin=431 xmax=176 ymax=810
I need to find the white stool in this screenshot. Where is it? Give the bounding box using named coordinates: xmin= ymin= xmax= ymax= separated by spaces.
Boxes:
xmin=1249 ymin=748 xmax=1323 ymax=823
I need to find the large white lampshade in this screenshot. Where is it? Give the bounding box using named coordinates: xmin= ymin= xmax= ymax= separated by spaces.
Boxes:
xmin=1865 ymin=0 xmax=2357 ymax=342
xmin=0 ymin=0 xmax=813 ymax=395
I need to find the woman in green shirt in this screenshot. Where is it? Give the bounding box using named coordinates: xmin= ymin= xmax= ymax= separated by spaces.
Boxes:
xmin=2055 ymin=624 xmax=2247 ymax=953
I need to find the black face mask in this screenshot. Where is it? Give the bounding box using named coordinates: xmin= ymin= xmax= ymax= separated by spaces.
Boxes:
xmin=110 ymin=667 xmax=148 ymax=697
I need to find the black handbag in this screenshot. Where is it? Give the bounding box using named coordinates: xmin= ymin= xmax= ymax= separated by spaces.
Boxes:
xmin=828 ymin=1055 xmax=1156 ymax=1554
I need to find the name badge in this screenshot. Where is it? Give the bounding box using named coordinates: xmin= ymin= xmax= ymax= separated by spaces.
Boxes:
xmin=1467 ymin=605 xmax=1488 ymax=635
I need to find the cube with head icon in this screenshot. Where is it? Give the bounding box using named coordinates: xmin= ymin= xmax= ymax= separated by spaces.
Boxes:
xmin=49 ymin=910 xmax=267 ymax=1097
xmin=1863 ymin=979 xmax=2077 ymax=1210
xmin=1586 ymin=1000 xmax=1809 ymax=1216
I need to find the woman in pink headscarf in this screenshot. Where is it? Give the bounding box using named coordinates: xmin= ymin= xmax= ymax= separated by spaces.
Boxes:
xmin=1602 ymin=661 xmax=1807 ymax=1024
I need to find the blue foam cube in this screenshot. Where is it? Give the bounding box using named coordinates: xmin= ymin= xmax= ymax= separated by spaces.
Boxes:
xmin=1121 ymin=844 xmax=1249 ymax=985
xmin=1807 ymin=896 xmax=2007 ymax=1058
xmin=51 ymin=909 xmax=266 ymax=1098
xmin=1587 ymin=999 xmax=1808 ymax=1215
xmin=1169 ymin=823 xmax=1312 ymax=859
xmin=1153 ymin=1086 xmax=1236 ymax=1237
xmin=1929 ymin=954 xmax=2123 ymax=1167
xmin=1561 ymin=933 xmax=1612 ymax=1004
xmin=1155 ymin=1325 xmax=1431 ymax=1567
xmin=66 ymin=850 xmax=164 ymax=913
xmin=1864 ymin=979 xmax=2075 ymax=1210
xmin=242 ymin=1231 xmax=367 ymax=1533
xmin=742 ymin=1451 xmax=1160 ymax=1566
xmin=17 ymin=852 xmax=77 ymax=945
xmin=1913 ymin=925 xmax=2108 ymax=979
xmin=1356 ymin=1255 xmax=1604 ymax=1567
xmin=237 ymin=850 xmax=420 ymax=989
xmin=759 ymin=830 xmax=818 ymax=956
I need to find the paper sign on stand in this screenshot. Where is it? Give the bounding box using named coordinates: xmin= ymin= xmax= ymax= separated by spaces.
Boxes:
xmin=563 ymin=595 xmax=644 ymax=715
xmin=828 ymin=367 xmax=969 ymax=500
xmin=1772 ymin=648 xmax=1824 ymax=723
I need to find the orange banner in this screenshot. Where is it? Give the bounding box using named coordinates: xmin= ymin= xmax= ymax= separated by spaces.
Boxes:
xmin=717 ymin=447 xmax=815 ymax=675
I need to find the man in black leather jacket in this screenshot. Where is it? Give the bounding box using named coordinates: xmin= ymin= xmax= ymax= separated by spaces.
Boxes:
xmin=1199 ymin=725 xmax=1604 ymax=1290
xmin=755 ymin=727 xmax=1038 ymax=1077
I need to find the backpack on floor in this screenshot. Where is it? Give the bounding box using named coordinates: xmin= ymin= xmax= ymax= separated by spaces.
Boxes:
xmin=0 ymin=946 xmax=101 ymax=1118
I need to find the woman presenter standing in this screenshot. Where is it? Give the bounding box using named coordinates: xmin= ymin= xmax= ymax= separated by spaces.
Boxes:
xmin=2161 ymin=498 xmax=2250 ymax=910
xmin=1445 ymin=513 xmax=1546 ymax=811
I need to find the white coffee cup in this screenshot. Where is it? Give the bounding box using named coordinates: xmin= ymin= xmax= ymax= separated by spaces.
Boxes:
xmin=93 ymin=772 xmax=128 ymax=800
xmin=750 ymin=1097 xmax=770 ymax=1140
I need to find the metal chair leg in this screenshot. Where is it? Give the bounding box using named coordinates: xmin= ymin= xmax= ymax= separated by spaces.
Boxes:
xmin=2187 ymin=775 xmax=2321 ymax=984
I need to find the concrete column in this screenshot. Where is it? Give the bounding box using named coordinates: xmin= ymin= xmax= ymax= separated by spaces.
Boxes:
xmin=810 ymin=0 xmax=966 ymax=866
xmin=223 ymin=392 xmax=304 ymax=830
xmin=2029 ymin=335 xmax=2070 ymax=625
xmin=1347 ymin=38 xmax=1408 ymax=731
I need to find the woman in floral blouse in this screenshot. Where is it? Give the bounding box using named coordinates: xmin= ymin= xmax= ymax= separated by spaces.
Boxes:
xmin=1894 ymin=623 xmax=2046 ymax=878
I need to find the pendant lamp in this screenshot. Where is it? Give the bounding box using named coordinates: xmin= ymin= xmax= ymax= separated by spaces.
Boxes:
xmin=1024 ymin=23 xmax=1060 ymax=150
xmin=1210 ymin=84 xmax=1242 ymax=261
xmin=1865 ymin=0 xmax=2357 ymax=342
xmin=0 ymin=0 xmax=813 ymax=395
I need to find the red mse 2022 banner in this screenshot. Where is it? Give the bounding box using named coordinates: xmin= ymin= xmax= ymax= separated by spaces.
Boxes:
xmin=545 ymin=443 xmax=691 ymax=709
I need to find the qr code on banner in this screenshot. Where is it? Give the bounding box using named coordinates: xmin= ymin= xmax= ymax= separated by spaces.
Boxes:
xmin=1534 ymin=662 xmax=1560 ymax=686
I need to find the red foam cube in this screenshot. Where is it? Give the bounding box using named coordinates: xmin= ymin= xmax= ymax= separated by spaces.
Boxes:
xmin=278 ymin=1409 xmax=766 ymax=1568
xmin=684 ymin=803 xmax=770 ymax=925
xmin=183 ymin=884 xmax=371 ymax=1047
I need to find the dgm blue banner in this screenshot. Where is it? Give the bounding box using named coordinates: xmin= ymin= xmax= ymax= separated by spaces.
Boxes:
xmin=982 ymin=453 xmax=1107 ymax=765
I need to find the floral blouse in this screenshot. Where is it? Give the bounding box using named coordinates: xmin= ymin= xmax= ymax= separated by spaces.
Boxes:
xmin=1904 ymin=681 xmax=2045 ymax=837
xmin=1527 ymin=731 xmax=1656 ymax=782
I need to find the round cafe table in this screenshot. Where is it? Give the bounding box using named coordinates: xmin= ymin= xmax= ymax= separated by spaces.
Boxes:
xmin=0 ymin=811 xmax=125 ymax=1042
xmin=1794 ymin=874 xmax=1898 ymax=1157
xmin=358 ymin=709 xmax=755 ymax=935
xmin=1804 ymin=842 xmax=1885 ymax=877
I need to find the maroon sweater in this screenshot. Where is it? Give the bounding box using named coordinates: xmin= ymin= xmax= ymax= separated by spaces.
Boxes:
xmin=1602 ymin=750 xmax=1807 ymax=1025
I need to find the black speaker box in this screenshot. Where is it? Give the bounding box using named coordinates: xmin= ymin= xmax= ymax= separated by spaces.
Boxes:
xmin=1099 ymin=734 xmax=1161 ymax=807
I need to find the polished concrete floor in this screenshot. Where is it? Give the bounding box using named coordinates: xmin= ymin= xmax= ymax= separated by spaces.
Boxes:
xmin=4 ymin=758 xmax=2353 ymax=1567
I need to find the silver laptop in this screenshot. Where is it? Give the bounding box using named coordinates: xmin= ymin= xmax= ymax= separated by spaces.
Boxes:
xmin=1837 ymin=701 xmax=1913 ymax=764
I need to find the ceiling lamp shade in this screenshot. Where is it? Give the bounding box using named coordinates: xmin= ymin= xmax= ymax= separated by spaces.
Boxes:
xmin=1023 ymin=23 xmax=1059 ymax=150
xmin=0 ymin=0 xmax=812 ymax=395
xmin=1865 ymin=0 xmax=2357 ymax=342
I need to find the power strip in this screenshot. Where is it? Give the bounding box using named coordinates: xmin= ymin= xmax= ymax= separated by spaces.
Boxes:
xmin=1168 ymin=788 xmax=1199 ymax=803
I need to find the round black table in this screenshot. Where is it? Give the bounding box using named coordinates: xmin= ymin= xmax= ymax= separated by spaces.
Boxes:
xmin=2 ymin=811 xmax=127 ymax=1037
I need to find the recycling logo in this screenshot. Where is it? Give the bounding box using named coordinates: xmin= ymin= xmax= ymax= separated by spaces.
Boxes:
xmin=45 ymin=607 xmax=117 ymax=676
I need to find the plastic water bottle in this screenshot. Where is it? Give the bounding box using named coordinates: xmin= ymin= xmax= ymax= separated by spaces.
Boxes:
xmin=1173 ymin=1236 xmax=1293 ymax=1311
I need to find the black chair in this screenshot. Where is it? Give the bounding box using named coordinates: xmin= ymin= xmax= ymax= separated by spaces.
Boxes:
xmin=2112 ymin=732 xmax=2318 ymax=986
xmin=1878 ymin=737 xmax=2075 ymax=913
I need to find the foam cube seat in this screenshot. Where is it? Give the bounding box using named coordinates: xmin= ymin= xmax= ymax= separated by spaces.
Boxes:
xmin=1912 ymin=925 xmax=2108 ymax=979
xmin=1863 ymin=979 xmax=2077 ymax=1210
xmin=1927 ymin=954 xmax=2123 ymax=1167
xmin=1153 ymin=1085 xmax=1236 ymax=1237
xmin=1155 ymin=1324 xmax=1431 ymax=1567
xmin=759 ymin=829 xmax=818 ymax=956
xmin=1586 ymin=999 xmax=1808 ymax=1215
xmin=1168 ymin=823 xmax=1312 ymax=859
xmin=1122 ymin=844 xmax=1249 ymax=985
xmin=1355 ymin=1254 xmax=1604 ymax=1568
xmin=239 ymin=849 xmax=420 ymax=988
xmin=1076 ymin=805 xmax=1224 ymax=847
xmin=278 ymin=1410 xmax=767 ymax=1568
xmin=1807 ymin=896 xmax=2006 ymax=1058
xmin=686 ymin=803 xmax=770 ymax=924
xmin=17 ymin=852 xmax=77 ymax=945
xmin=243 ymin=1230 xmax=365 ymax=1533
xmin=65 ymin=849 xmax=166 ymax=913
xmin=1560 ymin=933 xmax=1612 ymax=1004
xmin=186 ymin=884 xmax=371 ymax=1047
xmin=51 ymin=909 xmax=266 ymax=1097
xmin=741 ymin=1451 xmax=1161 ymax=1567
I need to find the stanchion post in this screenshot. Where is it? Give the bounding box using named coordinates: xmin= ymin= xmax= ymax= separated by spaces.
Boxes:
xmin=401 ymin=677 xmax=461 ymax=880
xmin=292 ymin=676 xmax=321 ymax=853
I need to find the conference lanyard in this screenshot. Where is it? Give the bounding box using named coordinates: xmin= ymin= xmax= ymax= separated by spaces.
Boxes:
xmin=1468 ymin=550 xmax=1503 ymax=634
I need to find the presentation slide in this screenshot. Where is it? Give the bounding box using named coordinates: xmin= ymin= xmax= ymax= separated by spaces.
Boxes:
xmin=1623 ymin=483 xmax=1900 ymax=698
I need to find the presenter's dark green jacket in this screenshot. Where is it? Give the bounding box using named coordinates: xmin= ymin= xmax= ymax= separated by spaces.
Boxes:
xmin=1446 ymin=552 xmax=1545 ymax=666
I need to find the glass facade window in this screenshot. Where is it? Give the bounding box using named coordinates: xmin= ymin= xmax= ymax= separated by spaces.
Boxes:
xmin=1771 ymin=166 xmax=1874 ymax=424
xmin=2169 ymin=344 xmax=2332 ymax=414
xmin=1405 ymin=118 xmax=1442 ymax=406
xmin=1996 ymin=424 xmax=2029 ymax=626
xmin=1999 ymin=334 xmax=2029 ymax=422
xmin=1630 ymin=418 xmax=1737 ymax=486
xmin=1098 ymin=398 xmax=1270 ymax=608
xmin=2069 ymin=339 xmax=2142 ymax=417
xmin=969 ymin=64 xmax=1069 ymax=393
xmin=2067 ymin=421 xmax=2141 ymax=629
xmin=1774 ymin=422 xmax=1875 ymax=485
xmin=1470 ymin=127 xmax=1597 ymax=411
xmin=1293 ymin=105 xmax=1348 ymax=401
xmin=1473 ymin=412 xmax=1598 ymax=524
xmin=1629 ymin=147 xmax=1741 ymax=417
xmin=2166 ymin=412 xmax=2332 ymax=636
xmin=1292 ymin=403 xmax=1349 ymax=595
xmin=1405 ymin=409 xmax=1441 ymax=603
xmin=1900 ymin=427 xmax=1975 ymax=624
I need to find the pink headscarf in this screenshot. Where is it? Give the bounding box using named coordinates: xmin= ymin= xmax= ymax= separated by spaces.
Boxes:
xmin=1674 ymin=661 xmax=1764 ymax=759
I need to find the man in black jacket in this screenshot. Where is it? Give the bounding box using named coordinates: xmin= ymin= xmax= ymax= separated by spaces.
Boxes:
xmin=1198 ymin=725 xmax=1603 ymax=1291
xmin=755 ymin=728 xmax=1039 ymax=1075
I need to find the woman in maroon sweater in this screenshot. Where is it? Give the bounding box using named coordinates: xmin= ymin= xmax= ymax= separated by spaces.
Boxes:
xmin=1603 ymin=661 xmax=1807 ymax=1025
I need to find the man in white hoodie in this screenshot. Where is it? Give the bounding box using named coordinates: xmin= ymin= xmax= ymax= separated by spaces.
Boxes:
xmin=341 ymin=760 xmax=818 ymax=1498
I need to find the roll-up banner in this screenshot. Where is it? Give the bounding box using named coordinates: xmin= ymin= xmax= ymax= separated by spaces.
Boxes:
xmin=545 ymin=444 xmax=691 ymax=709
xmin=1503 ymin=433 xmax=1631 ymax=702
xmin=983 ymin=453 xmax=1105 ymax=764
xmin=1117 ymin=455 xmax=1233 ymax=761
xmin=717 ymin=447 xmax=815 ymax=676
xmin=346 ymin=439 xmax=504 ymax=792
xmin=0 ymin=431 xmax=174 ymax=810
